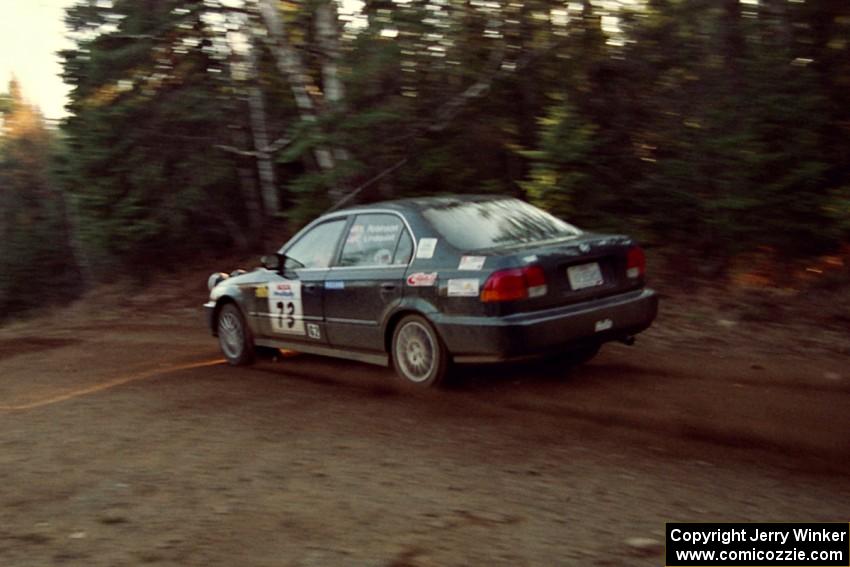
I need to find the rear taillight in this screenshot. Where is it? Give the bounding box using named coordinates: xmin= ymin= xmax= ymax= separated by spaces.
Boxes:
xmin=481 ymin=265 xmax=548 ymax=303
xmin=626 ymin=246 xmax=646 ymax=279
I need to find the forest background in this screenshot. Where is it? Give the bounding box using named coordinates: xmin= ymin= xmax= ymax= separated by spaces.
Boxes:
xmin=1 ymin=0 xmax=848 ymax=318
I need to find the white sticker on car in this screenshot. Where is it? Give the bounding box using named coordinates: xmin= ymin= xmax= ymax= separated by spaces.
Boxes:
xmin=447 ymin=278 xmax=480 ymax=297
xmin=595 ymin=318 xmax=613 ymax=332
xmin=307 ymin=323 xmax=321 ymax=339
xmin=268 ymin=281 xmax=305 ymax=335
xmin=407 ymin=272 xmax=438 ymax=287
xmin=458 ymin=256 xmax=486 ymax=270
xmin=416 ymin=238 xmax=438 ymax=259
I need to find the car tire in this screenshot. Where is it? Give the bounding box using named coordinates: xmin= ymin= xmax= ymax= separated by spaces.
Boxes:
xmin=391 ymin=315 xmax=449 ymax=388
xmin=217 ymin=303 xmax=255 ymax=366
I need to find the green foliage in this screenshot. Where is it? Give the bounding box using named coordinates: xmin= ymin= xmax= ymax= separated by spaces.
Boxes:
xmin=520 ymin=101 xmax=597 ymax=222
xmin=0 ymin=82 xmax=81 ymax=316
xmin=41 ymin=0 xmax=850 ymax=289
xmin=60 ymin=0 xmax=256 ymax=272
xmin=519 ymin=0 xmax=847 ymax=267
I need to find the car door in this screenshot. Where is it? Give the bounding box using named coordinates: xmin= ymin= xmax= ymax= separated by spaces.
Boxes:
xmin=255 ymin=217 xmax=348 ymax=345
xmin=324 ymin=213 xmax=413 ymax=351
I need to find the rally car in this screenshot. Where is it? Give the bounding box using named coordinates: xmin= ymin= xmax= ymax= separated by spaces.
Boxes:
xmin=204 ymin=195 xmax=658 ymax=387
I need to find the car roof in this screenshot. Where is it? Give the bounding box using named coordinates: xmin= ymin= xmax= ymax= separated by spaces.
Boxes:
xmin=331 ymin=194 xmax=514 ymax=216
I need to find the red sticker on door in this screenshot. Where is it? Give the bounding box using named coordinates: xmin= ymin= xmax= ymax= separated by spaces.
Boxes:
xmin=406 ymin=272 xmax=438 ymax=287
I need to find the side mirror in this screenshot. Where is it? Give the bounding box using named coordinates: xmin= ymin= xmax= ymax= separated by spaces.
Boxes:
xmin=261 ymin=254 xmax=281 ymax=271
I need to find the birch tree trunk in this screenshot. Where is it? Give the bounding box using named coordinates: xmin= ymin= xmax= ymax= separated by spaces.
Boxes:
xmin=315 ymin=0 xmax=350 ymax=173
xmin=244 ymin=34 xmax=280 ymax=215
xmin=256 ymin=0 xmax=337 ymax=179
xmin=231 ymin=124 xmax=264 ymax=244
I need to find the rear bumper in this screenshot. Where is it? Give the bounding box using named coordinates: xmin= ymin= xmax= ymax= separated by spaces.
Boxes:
xmin=433 ymin=288 xmax=658 ymax=362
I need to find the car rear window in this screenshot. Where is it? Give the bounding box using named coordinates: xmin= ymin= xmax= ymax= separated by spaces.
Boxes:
xmin=421 ymin=198 xmax=581 ymax=251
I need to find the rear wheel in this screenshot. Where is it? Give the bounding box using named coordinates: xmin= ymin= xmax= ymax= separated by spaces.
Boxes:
xmin=391 ymin=315 xmax=448 ymax=388
xmin=217 ymin=303 xmax=255 ymax=366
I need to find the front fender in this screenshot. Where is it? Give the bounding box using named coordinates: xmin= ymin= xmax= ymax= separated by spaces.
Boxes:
xmin=207 ymin=283 xmax=250 ymax=335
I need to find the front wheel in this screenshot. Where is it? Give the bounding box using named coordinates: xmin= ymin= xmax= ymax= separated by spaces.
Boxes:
xmin=391 ymin=315 xmax=449 ymax=388
xmin=217 ymin=303 xmax=255 ymax=366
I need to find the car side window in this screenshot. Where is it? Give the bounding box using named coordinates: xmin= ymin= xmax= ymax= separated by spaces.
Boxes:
xmin=393 ymin=229 xmax=413 ymax=265
xmin=339 ymin=214 xmax=405 ymax=267
xmin=284 ymin=218 xmax=347 ymax=269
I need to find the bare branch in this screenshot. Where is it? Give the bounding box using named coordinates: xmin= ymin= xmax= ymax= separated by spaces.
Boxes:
xmin=215 ymin=136 xmax=292 ymax=158
xmin=325 ymin=158 xmax=409 ymax=214
xmin=426 ymin=38 xmax=570 ymax=134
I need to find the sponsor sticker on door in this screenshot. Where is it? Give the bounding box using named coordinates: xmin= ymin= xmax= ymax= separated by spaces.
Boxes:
xmin=307 ymin=323 xmax=321 ymax=339
xmin=267 ymin=281 xmax=305 ymax=335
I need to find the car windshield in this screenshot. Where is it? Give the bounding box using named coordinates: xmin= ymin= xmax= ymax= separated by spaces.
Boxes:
xmin=421 ymin=198 xmax=581 ymax=251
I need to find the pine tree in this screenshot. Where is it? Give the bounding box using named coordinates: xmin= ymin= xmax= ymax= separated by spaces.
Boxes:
xmin=0 ymin=79 xmax=80 ymax=315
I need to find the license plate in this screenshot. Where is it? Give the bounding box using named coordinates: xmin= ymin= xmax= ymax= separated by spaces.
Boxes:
xmin=567 ymin=262 xmax=604 ymax=290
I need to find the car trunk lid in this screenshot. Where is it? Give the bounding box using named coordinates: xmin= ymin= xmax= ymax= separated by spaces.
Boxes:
xmin=481 ymin=234 xmax=642 ymax=314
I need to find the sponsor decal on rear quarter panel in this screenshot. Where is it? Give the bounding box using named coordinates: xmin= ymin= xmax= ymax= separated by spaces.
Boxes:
xmin=407 ymin=272 xmax=438 ymax=287
xmin=416 ymin=238 xmax=438 ymax=259
xmin=447 ymin=278 xmax=480 ymax=297
xmin=458 ymin=256 xmax=486 ymax=270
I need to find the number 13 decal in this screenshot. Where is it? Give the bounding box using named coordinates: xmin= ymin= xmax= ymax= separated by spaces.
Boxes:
xmin=267 ymin=282 xmax=305 ymax=335
xmin=276 ymin=301 xmax=296 ymax=329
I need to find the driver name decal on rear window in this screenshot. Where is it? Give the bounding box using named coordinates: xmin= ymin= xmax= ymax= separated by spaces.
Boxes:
xmin=416 ymin=238 xmax=438 ymax=259
xmin=458 ymin=256 xmax=486 ymax=270
xmin=340 ymin=214 xmax=404 ymax=267
xmin=364 ymin=223 xmax=400 ymax=244
xmin=447 ymin=278 xmax=480 ymax=297
xmin=268 ymin=281 xmax=304 ymax=335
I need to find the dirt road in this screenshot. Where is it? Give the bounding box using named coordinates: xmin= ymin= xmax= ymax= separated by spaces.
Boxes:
xmin=1 ymin=306 xmax=848 ymax=566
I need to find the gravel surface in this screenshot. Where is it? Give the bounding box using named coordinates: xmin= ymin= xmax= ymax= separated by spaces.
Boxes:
xmin=1 ymin=306 xmax=848 ymax=567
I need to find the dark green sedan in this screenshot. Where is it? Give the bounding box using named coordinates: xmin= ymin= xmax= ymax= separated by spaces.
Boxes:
xmin=204 ymin=195 xmax=658 ymax=387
